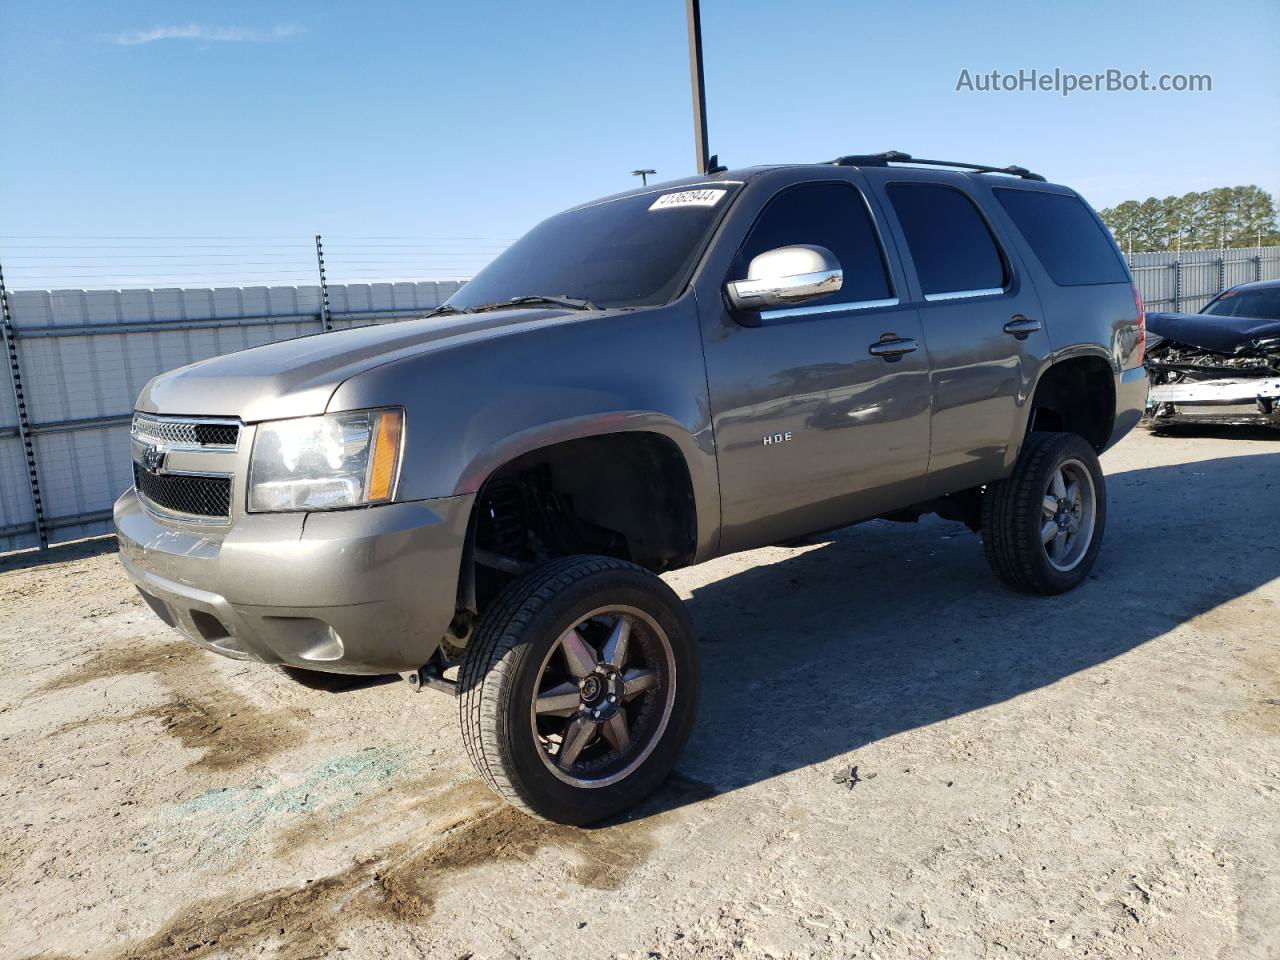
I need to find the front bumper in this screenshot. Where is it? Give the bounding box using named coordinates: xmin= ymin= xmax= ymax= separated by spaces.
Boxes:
xmin=114 ymin=489 xmax=474 ymax=674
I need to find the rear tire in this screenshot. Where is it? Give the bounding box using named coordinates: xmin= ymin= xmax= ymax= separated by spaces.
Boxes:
xmin=459 ymin=555 xmax=699 ymax=825
xmin=981 ymin=431 xmax=1107 ymax=595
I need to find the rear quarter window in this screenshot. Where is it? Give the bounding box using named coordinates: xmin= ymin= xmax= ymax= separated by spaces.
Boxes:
xmin=994 ymin=188 xmax=1129 ymax=286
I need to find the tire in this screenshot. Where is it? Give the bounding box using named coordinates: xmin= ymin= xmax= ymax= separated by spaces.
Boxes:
xmin=459 ymin=555 xmax=699 ymax=825
xmin=981 ymin=431 xmax=1107 ymax=595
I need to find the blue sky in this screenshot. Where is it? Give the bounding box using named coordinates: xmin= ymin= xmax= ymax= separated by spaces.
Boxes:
xmin=1 ymin=0 xmax=1277 ymax=288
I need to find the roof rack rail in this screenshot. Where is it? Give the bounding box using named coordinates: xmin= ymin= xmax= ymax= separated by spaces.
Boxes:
xmin=830 ymin=150 xmax=1046 ymax=182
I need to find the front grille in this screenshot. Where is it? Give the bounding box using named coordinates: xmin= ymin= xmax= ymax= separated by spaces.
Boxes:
xmin=132 ymin=415 xmax=239 ymax=449
xmin=193 ymin=423 xmax=239 ymax=446
xmin=134 ymin=464 xmax=232 ymax=519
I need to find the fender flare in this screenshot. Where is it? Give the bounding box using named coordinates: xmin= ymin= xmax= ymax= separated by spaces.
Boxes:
xmin=453 ymin=410 xmax=721 ymax=563
xmin=1007 ymin=346 xmax=1118 ymax=466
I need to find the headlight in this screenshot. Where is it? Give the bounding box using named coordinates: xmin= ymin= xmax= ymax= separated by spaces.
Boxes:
xmin=248 ymin=408 xmax=403 ymax=512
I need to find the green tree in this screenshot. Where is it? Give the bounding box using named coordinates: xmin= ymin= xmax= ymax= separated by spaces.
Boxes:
xmin=1203 ymin=187 xmax=1236 ymax=248
xmin=1174 ymin=192 xmax=1204 ymax=250
xmin=1101 ymin=200 xmax=1142 ymax=252
xmin=1098 ymin=187 xmax=1278 ymax=251
xmin=1232 ymin=186 xmax=1278 ymax=247
xmin=1134 ymin=197 xmax=1165 ymax=251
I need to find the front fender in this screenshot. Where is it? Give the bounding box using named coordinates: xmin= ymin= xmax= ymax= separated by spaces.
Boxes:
xmin=326 ymin=298 xmax=721 ymax=561
xmin=461 ymin=411 xmax=719 ymax=563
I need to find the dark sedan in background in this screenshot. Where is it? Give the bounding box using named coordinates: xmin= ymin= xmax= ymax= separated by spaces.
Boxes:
xmin=1146 ymin=278 xmax=1280 ymax=427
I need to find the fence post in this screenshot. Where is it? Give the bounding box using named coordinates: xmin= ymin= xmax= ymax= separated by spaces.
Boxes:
xmin=1217 ymin=248 xmax=1226 ymax=295
xmin=1257 ymin=249 xmax=1264 ymax=283
xmin=0 ymin=259 xmax=49 ymax=549
xmin=1172 ymin=255 xmax=1181 ymax=313
xmin=315 ymin=234 xmax=332 ymax=332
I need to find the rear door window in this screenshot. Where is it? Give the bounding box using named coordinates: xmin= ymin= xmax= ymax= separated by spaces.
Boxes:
xmin=737 ymin=181 xmax=892 ymax=305
xmin=994 ymin=188 xmax=1129 ymax=286
xmin=885 ymin=183 xmax=1007 ymax=298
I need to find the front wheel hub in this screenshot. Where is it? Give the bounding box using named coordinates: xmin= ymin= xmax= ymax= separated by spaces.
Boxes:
xmin=579 ymin=673 xmax=604 ymax=703
xmin=579 ymin=670 xmax=624 ymax=719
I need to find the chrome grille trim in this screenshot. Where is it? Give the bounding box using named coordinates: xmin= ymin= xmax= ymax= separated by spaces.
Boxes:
xmin=130 ymin=413 xmax=243 ymax=524
xmin=133 ymin=463 xmax=233 ymax=524
xmin=131 ymin=414 xmax=241 ymax=451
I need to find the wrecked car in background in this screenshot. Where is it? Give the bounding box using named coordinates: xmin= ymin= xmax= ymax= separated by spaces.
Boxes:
xmin=1146 ymin=278 xmax=1280 ymax=427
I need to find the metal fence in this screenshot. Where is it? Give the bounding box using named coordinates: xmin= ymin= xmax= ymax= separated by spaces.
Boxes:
xmin=3 ymin=244 xmax=1280 ymax=554
xmin=0 ymin=279 xmax=463 ymax=552
xmin=1128 ymin=246 xmax=1280 ymax=314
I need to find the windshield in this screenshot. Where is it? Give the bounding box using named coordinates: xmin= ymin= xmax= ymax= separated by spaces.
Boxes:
xmin=1202 ymin=286 xmax=1280 ymax=321
xmin=446 ymin=185 xmax=740 ymax=311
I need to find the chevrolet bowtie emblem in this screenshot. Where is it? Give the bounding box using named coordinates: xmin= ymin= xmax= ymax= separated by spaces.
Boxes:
xmin=140 ymin=443 xmax=168 ymax=473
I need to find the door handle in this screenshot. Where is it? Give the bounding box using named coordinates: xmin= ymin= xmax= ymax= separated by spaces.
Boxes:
xmin=868 ymin=337 xmax=919 ymax=361
xmin=1003 ymin=315 xmax=1042 ymax=340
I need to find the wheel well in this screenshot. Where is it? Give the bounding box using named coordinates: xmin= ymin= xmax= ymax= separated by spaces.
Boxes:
xmin=460 ymin=432 xmax=697 ymax=617
xmin=1027 ymin=356 xmax=1115 ymax=453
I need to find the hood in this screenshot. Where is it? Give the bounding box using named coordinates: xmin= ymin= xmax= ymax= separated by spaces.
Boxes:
xmin=1147 ymin=311 xmax=1280 ymax=355
xmin=136 ymin=306 xmax=590 ymax=420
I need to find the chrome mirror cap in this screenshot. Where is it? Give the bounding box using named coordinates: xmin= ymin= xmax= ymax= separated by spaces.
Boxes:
xmin=725 ymin=244 xmax=844 ymax=312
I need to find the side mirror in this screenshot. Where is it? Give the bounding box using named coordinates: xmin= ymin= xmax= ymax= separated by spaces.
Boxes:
xmin=725 ymin=244 xmax=843 ymax=313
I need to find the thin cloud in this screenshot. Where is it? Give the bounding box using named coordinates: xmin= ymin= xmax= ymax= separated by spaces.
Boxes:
xmin=110 ymin=23 xmax=304 ymax=46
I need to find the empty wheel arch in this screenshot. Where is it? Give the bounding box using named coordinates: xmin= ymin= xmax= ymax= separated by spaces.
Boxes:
xmin=1025 ymin=356 xmax=1116 ymax=453
xmin=457 ymin=432 xmax=699 ymax=625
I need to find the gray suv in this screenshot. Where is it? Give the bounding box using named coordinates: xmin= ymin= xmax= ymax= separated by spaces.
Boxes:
xmin=115 ymin=152 xmax=1148 ymax=824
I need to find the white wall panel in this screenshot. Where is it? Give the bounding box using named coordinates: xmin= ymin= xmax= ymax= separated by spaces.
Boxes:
xmin=1 ymin=280 xmax=468 ymax=547
xmin=0 ymin=436 xmax=37 ymax=551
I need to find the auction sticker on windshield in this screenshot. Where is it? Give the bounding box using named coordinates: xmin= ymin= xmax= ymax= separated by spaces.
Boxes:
xmin=649 ymin=189 xmax=727 ymax=211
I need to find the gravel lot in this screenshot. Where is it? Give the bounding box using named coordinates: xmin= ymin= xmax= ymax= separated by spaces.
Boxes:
xmin=2 ymin=427 xmax=1277 ymax=960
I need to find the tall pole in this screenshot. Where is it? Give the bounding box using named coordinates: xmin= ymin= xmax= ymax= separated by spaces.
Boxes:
xmin=685 ymin=0 xmax=710 ymax=175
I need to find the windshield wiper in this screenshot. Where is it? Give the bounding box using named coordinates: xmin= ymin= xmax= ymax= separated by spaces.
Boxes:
xmin=423 ymin=304 xmax=470 ymax=318
xmin=470 ymin=295 xmax=599 ymax=314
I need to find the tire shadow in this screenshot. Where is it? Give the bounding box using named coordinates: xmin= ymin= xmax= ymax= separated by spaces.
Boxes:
xmin=643 ymin=450 xmax=1279 ymax=814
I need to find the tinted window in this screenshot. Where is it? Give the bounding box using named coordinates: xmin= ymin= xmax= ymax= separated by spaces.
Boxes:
xmin=737 ymin=182 xmax=892 ymax=304
xmin=995 ymin=188 xmax=1129 ymax=286
xmin=886 ymin=183 xmax=1007 ymax=296
xmin=448 ymin=185 xmax=740 ymax=310
xmin=1203 ymin=286 xmax=1280 ymax=320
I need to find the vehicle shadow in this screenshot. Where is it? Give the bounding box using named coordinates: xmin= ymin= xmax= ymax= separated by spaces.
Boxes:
xmin=634 ymin=450 xmax=1279 ymax=819
xmin=1144 ymin=422 xmax=1280 ymax=442
xmin=0 ymin=535 xmax=117 ymax=574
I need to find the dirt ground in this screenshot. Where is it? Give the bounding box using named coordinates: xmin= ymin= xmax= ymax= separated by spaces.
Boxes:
xmin=2 ymin=427 xmax=1277 ymax=960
